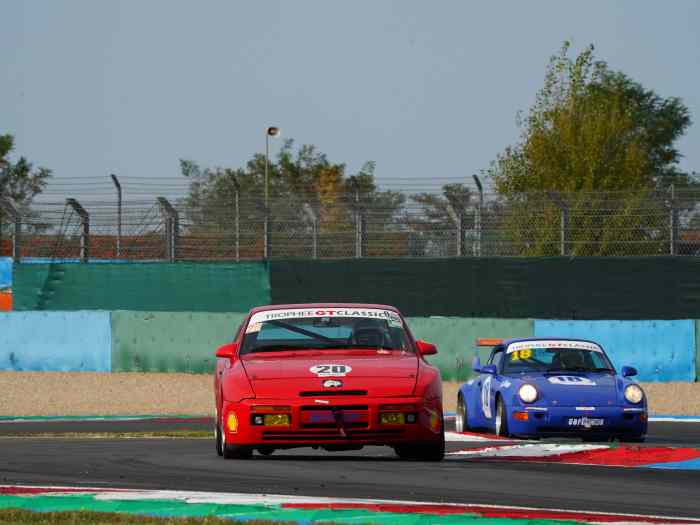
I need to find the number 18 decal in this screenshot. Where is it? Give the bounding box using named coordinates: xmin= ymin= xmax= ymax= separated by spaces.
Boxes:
xmin=310 ymin=364 xmax=352 ymax=377
xmin=510 ymin=349 xmax=532 ymax=361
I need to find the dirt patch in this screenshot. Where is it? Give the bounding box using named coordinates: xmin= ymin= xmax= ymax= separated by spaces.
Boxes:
xmin=0 ymin=372 xmax=213 ymax=417
xmin=0 ymin=373 xmax=698 ymax=416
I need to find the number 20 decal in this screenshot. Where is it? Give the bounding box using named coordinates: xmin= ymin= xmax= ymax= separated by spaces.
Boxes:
xmin=310 ymin=364 xmax=352 ymax=377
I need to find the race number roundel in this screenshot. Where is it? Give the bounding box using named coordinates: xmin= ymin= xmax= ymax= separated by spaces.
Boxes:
xmin=481 ymin=375 xmax=493 ymax=419
xmin=310 ymin=364 xmax=352 ymax=377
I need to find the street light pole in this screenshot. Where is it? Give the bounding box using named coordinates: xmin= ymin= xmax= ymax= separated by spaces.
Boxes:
xmin=110 ymin=173 xmax=122 ymax=258
xmin=264 ymin=126 xmax=280 ymax=259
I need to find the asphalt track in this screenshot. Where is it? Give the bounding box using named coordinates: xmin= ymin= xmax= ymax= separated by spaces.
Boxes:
xmin=1 ymin=418 xmax=700 ymax=518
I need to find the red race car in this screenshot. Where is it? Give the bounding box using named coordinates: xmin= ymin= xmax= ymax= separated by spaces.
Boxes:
xmin=214 ymin=303 xmax=444 ymax=460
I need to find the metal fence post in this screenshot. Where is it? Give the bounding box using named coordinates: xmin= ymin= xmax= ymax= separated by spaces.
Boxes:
xmin=446 ymin=204 xmax=464 ymax=257
xmin=669 ymin=184 xmax=677 ymax=256
xmin=157 ymin=197 xmax=179 ymax=262
xmin=263 ymin=212 xmax=271 ymax=260
xmin=110 ymin=174 xmax=122 ymax=258
xmin=66 ymin=198 xmax=90 ymax=262
xmin=228 ymin=172 xmax=240 ymax=262
xmin=235 ymin=186 xmax=240 ymax=262
xmin=0 ymin=196 xmax=21 ymax=262
xmin=302 ymin=203 xmax=318 ymax=259
xmin=473 ymin=175 xmax=484 ymax=257
xmin=354 ymin=189 xmax=362 ymax=258
xmin=547 ymin=192 xmax=568 ymax=256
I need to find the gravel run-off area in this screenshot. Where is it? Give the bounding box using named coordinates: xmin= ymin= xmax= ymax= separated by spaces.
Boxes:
xmin=1 ymin=372 xmax=699 ymax=417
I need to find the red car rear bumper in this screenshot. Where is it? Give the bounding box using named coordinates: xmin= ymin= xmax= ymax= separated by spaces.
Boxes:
xmin=221 ymin=396 xmax=442 ymax=447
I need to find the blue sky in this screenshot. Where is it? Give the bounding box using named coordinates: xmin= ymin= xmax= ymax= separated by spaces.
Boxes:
xmin=2 ymin=1 xmax=699 ymax=200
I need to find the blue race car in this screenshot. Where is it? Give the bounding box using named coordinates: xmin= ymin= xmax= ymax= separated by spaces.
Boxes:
xmin=456 ymin=337 xmax=647 ymax=442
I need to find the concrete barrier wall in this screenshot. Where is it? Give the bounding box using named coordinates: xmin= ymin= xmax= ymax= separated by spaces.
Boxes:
xmin=0 ymin=311 xmax=111 ymax=371
xmin=407 ymin=317 xmax=534 ymax=381
xmin=111 ymin=311 xmax=247 ymax=373
xmin=534 ymin=320 xmax=696 ymax=382
xmin=696 ymin=319 xmax=700 ymax=382
xmin=1 ymin=311 xmax=698 ymax=381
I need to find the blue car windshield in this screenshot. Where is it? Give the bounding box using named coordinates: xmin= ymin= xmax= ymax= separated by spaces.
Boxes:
xmin=502 ymin=346 xmax=614 ymax=374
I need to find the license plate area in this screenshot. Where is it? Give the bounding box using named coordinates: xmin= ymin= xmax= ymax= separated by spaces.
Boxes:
xmin=567 ymin=416 xmax=605 ymax=429
xmin=300 ymin=406 xmax=369 ymax=429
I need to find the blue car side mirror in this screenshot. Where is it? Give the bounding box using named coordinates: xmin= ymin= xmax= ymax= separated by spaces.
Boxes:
xmin=621 ymin=366 xmax=638 ymax=378
xmin=472 ymin=356 xmax=481 ymax=373
xmin=481 ymin=364 xmax=498 ymax=375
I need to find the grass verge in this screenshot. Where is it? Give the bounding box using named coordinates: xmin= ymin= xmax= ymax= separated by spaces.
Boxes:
xmin=0 ymin=509 xmax=351 ymax=525
xmin=0 ymin=431 xmax=211 ymax=439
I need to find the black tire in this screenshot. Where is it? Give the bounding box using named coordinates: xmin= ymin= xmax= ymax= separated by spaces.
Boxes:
xmin=495 ymin=397 xmax=509 ymax=438
xmin=394 ymin=416 xmax=445 ymax=461
xmin=223 ymin=444 xmax=253 ymax=459
xmin=456 ymin=395 xmax=469 ymax=433
xmin=215 ymin=424 xmax=223 ymax=457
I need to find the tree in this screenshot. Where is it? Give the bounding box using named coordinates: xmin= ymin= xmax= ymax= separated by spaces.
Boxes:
xmin=488 ymin=42 xmax=694 ymax=256
xmin=409 ymin=184 xmax=475 ymax=256
xmin=0 ymin=134 xmax=52 ymax=246
xmin=180 ymin=140 xmax=405 ymax=258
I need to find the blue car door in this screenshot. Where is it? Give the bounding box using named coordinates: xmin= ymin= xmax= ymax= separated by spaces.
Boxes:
xmin=474 ymin=347 xmax=505 ymax=430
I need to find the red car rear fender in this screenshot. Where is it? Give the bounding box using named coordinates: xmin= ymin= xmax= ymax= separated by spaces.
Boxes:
xmin=413 ymin=360 xmax=442 ymax=402
xmin=221 ymin=359 xmax=255 ymax=402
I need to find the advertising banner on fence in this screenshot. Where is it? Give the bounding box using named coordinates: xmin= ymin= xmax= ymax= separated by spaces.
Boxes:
xmin=0 ymin=257 xmax=12 ymax=311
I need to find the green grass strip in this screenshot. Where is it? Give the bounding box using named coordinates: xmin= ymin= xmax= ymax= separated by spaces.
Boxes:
xmin=0 ymin=508 xmax=295 ymax=524
xmin=0 ymin=431 xmax=210 ymax=439
xmin=0 ymin=415 xmax=206 ymax=422
xmin=0 ymin=494 xmax=585 ymax=525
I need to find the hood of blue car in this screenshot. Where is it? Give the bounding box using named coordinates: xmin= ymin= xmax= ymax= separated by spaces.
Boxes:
xmin=517 ymin=372 xmax=620 ymax=406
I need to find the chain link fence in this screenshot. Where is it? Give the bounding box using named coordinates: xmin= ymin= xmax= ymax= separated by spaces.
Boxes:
xmin=1 ymin=187 xmax=699 ymax=261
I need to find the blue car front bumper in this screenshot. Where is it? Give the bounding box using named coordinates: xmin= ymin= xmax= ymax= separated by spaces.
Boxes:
xmin=507 ymin=406 xmax=647 ymax=438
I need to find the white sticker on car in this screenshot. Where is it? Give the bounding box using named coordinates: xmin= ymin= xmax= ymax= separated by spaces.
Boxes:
xmin=250 ymin=308 xmax=401 ymax=325
xmin=481 ymin=375 xmax=493 ymax=419
xmin=507 ymin=340 xmax=603 ymax=353
xmin=310 ymin=364 xmax=352 ymax=377
xmin=548 ymin=376 xmax=597 ymax=386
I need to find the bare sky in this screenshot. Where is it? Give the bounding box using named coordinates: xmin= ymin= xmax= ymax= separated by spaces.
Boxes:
xmin=2 ymin=1 xmax=699 ymax=200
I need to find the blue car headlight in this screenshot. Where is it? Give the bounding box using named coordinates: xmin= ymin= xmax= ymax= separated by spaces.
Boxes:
xmin=624 ymin=384 xmax=644 ymax=404
xmin=518 ymin=384 xmax=538 ymax=403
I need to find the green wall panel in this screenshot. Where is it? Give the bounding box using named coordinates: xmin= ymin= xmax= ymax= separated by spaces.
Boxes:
xmin=270 ymin=258 xmax=700 ymax=319
xmin=13 ymin=262 xmax=270 ymax=312
xmin=12 ymin=264 xmax=50 ymax=311
xmin=406 ymin=317 xmax=534 ymax=381
xmin=111 ymin=311 xmax=247 ymax=372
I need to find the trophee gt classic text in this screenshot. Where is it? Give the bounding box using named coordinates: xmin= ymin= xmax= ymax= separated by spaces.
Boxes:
xmin=214 ymin=304 xmax=445 ymax=460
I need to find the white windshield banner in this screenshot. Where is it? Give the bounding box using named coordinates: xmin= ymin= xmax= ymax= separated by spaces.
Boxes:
xmin=249 ymin=308 xmax=402 ymax=326
xmin=506 ymin=340 xmax=603 ymax=353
